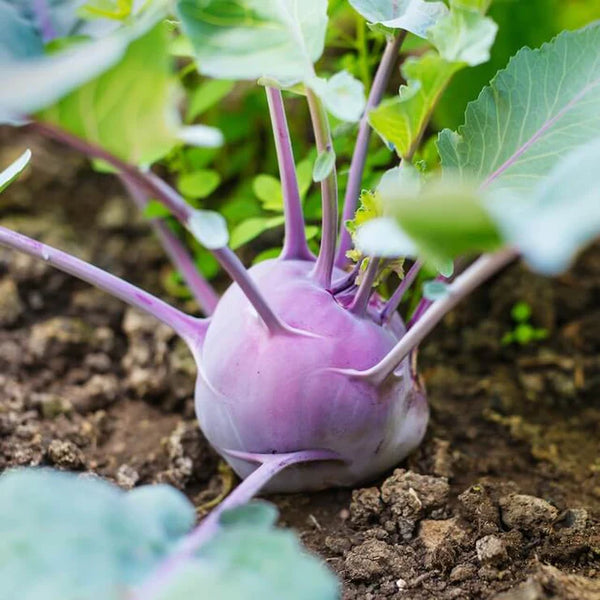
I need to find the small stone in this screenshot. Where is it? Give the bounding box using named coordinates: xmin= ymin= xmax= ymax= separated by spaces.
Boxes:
xmin=476 ymin=535 xmax=508 ymax=566
xmin=499 ymin=494 xmax=558 ymax=534
xmin=349 ymin=487 xmax=382 ymax=526
xmin=46 ymin=439 xmax=85 ymax=470
xmin=396 ymin=578 xmax=407 ymax=590
xmin=0 ymin=278 xmax=23 ymax=326
xmin=116 ymin=464 xmax=140 ymax=490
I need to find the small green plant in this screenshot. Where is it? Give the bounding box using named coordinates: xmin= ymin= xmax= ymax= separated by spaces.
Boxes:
xmin=501 ymin=301 xmax=549 ymax=346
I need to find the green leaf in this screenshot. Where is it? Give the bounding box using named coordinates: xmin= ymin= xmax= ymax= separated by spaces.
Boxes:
xmin=369 ymin=53 xmax=462 ymax=160
xmin=310 ymin=71 xmax=366 ymax=122
xmin=36 ymin=22 xmax=178 ymax=165
xmin=0 ymin=149 xmax=31 ymax=193
xmin=449 ymin=0 xmax=491 ymax=15
xmin=348 ymin=0 xmax=449 ymax=39
xmin=229 ymin=215 xmax=285 ymax=250
xmin=158 ymin=509 xmax=338 ymax=600
xmin=143 ymin=200 xmax=172 ymax=219
xmin=438 ymin=24 xmax=600 ymax=194
xmin=0 ymin=3 xmax=166 ymax=123
xmin=253 ymin=174 xmax=283 ymax=211
xmin=312 ymin=148 xmax=336 ymax=182
xmin=429 ymin=6 xmax=497 ymax=66
xmin=178 ymin=170 xmax=221 ymax=199
xmin=486 ymin=136 xmax=600 ymax=275
xmin=355 ymin=217 xmax=418 ymax=258
xmin=0 ymin=467 xmax=195 ymax=600
xmin=176 ymin=0 xmax=327 ymax=85
xmin=186 ymin=79 xmax=235 ymax=122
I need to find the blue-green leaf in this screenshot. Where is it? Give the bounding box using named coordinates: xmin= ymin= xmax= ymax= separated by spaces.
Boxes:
xmin=0 ymin=149 xmax=31 ymax=193
xmin=313 ymin=148 xmax=336 ymax=182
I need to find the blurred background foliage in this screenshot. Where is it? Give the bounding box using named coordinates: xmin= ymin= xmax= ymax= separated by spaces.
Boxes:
xmin=154 ymin=0 xmax=600 ymax=297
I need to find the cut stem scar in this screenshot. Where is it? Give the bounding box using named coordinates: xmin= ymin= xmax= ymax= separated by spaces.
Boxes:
xmin=119 ymin=175 xmax=219 ymax=316
xmin=132 ymin=449 xmax=341 ymax=600
xmin=343 ymin=249 xmax=518 ymax=386
xmin=379 ymin=259 xmax=423 ymax=324
xmin=336 ymin=32 xmax=406 ymax=268
xmin=0 ymin=225 xmax=206 ymax=346
xmin=265 ymin=87 xmax=313 ymax=262
xmin=306 ymin=89 xmax=338 ymax=289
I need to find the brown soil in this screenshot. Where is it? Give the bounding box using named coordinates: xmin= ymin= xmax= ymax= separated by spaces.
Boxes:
xmin=1 ymin=131 xmax=599 ymax=600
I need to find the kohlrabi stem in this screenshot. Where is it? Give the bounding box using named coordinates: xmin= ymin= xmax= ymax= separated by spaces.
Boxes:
xmin=407 ymin=272 xmax=448 ymax=329
xmin=336 ymin=32 xmax=406 ymax=268
xmin=29 ymin=122 xmax=291 ymax=335
xmin=379 ymin=259 xmax=423 ymax=324
xmin=306 ymin=89 xmax=338 ymax=290
xmin=342 ymin=248 xmax=518 ymax=385
xmin=265 ymin=87 xmax=313 ymax=262
xmin=32 ymin=0 xmax=56 ymax=42
xmin=134 ymin=449 xmax=341 ymax=600
xmin=120 ymin=175 xmax=219 ymax=316
xmin=348 ymin=257 xmax=379 ymax=317
xmin=331 ymin=259 xmax=362 ymax=294
xmin=0 ymin=225 xmax=206 ymax=345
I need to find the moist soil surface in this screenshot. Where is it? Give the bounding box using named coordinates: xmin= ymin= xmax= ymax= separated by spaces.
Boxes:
xmin=1 ymin=132 xmax=599 ymax=600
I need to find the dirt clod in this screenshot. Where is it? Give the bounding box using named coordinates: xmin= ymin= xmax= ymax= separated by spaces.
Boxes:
xmin=46 ymin=439 xmax=85 ymax=470
xmin=499 ymin=494 xmax=558 ymax=534
xmin=476 ymin=535 xmax=508 ymax=566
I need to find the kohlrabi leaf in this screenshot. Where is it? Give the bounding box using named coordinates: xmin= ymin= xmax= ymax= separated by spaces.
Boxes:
xmin=311 ymin=71 xmax=366 ymax=122
xmin=0 ymin=2 xmax=165 ymax=123
xmin=428 ymin=5 xmax=497 ymax=66
xmin=348 ymin=0 xmax=449 ymax=39
xmin=157 ymin=503 xmax=339 ymax=600
xmin=253 ymin=174 xmax=284 ymax=211
xmin=0 ymin=467 xmax=195 ymax=600
xmin=313 ymin=148 xmax=336 ymax=182
xmin=175 ymin=0 xmax=327 ymax=85
xmin=423 ymin=280 xmax=449 ymax=300
xmin=188 ymin=209 xmax=229 ymax=249
xmin=0 ymin=149 xmax=32 ymax=193
xmin=36 ymin=22 xmax=178 ymax=165
xmin=186 ymin=79 xmax=236 ymax=122
xmin=486 ymin=137 xmax=600 ymax=275
xmin=355 ymin=217 xmax=418 ymax=258
xmin=357 ymin=178 xmax=502 ymax=263
xmin=368 ymin=53 xmax=462 ymax=160
xmin=0 ymin=1 xmax=44 ymax=61
xmin=438 ymin=23 xmax=600 ymax=194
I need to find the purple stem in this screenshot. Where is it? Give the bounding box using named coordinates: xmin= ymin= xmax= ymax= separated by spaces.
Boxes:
xmin=120 ymin=175 xmax=219 ymax=316
xmin=336 ymin=33 xmax=406 ymax=268
xmin=133 ymin=449 xmax=341 ymax=600
xmin=265 ymin=88 xmax=313 ymax=262
xmin=379 ymin=259 xmax=423 ymax=324
xmin=29 ymin=122 xmax=290 ymax=335
xmin=0 ymin=225 xmax=206 ymax=346
xmin=337 ymin=248 xmax=518 ymax=386
xmin=330 ymin=259 xmax=362 ymax=294
xmin=306 ymin=90 xmax=338 ymax=289
xmin=348 ymin=257 xmax=379 ymax=317
xmin=32 ymin=0 xmax=57 ymax=42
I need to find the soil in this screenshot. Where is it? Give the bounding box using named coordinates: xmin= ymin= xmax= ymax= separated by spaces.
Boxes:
xmin=1 ymin=131 xmax=599 ymax=600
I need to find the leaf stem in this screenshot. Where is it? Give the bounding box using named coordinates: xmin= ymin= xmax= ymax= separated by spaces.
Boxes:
xmin=336 ymin=32 xmax=406 ymax=268
xmin=0 ymin=225 xmax=206 ymax=346
xmin=348 ymin=257 xmax=379 ymax=317
xmin=119 ymin=175 xmax=219 ymax=315
xmin=133 ymin=449 xmax=341 ymax=600
xmin=265 ymin=87 xmax=313 ymax=262
xmin=306 ymin=89 xmax=338 ymax=289
xmin=379 ymin=259 xmax=423 ymax=324
xmin=343 ymin=248 xmax=518 ymax=385
xmin=29 ymin=122 xmax=290 ymax=335
xmin=330 ymin=259 xmax=362 ymax=294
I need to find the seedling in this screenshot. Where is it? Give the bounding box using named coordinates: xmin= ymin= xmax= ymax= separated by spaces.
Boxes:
xmin=0 ymin=1 xmax=599 ymax=598
xmin=501 ymin=301 xmax=549 ymax=346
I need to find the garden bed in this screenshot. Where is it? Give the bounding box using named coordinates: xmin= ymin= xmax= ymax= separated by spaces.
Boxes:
xmin=1 ymin=133 xmax=598 ymax=599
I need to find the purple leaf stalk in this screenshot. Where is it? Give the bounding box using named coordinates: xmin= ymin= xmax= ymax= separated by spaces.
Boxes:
xmin=0 ymin=37 xmax=518 ymax=592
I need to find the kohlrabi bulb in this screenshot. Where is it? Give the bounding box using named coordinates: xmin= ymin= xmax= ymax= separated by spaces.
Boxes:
xmin=194 ymin=259 xmax=428 ymax=493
